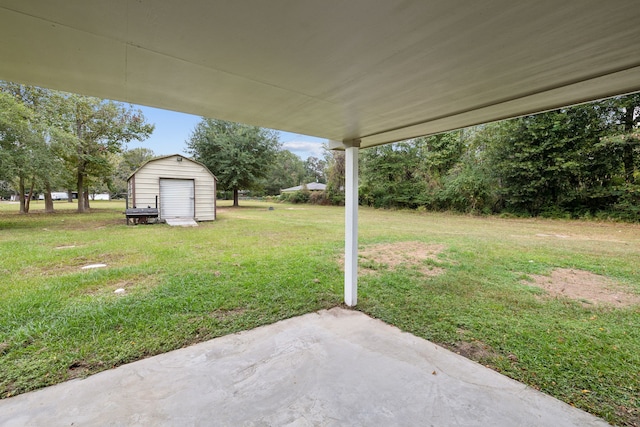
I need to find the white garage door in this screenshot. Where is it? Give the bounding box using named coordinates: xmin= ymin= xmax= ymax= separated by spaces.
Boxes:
xmin=160 ymin=179 xmax=195 ymax=219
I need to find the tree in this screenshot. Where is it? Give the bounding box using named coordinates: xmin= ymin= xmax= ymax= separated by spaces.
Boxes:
xmin=439 ymin=127 xmax=498 ymax=213
xmin=0 ymin=91 xmax=30 ymax=180
xmin=262 ymin=149 xmax=305 ymax=195
xmin=360 ymin=141 xmax=427 ymax=208
xmin=486 ymin=102 xmax=618 ymax=216
xmin=0 ymin=90 xmax=31 ymax=208
xmin=303 ymin=156 xmax=327 ymax=184
xmin=53 ymin=95 xmax=154 ymax=212
xmin=324 ymin=149 xmax=345 ymax=205
xmin=186 ymin=118 xmax=281 ymax=206
xmin=109 ymin=148 xmax=155 ymax=197
xmin=605 ymin=94 xmax=640 ymax=184
xmin=415 ymin=131 xmax=465 ymax=179
xmin=359 ymin=132 xmax=464 ymax=209
xmin=0 ymin=83 xmax=59 ymax=213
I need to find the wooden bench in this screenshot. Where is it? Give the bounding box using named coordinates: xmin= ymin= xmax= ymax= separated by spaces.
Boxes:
xmin=124 ymin=207 xmax=159 ymax=225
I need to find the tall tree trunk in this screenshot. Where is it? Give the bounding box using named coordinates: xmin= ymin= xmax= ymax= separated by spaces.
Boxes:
xmin=77 ymin=170 xmax=86 ymax=212
xmin=622 ymin=144 xmax=635 ymax=184
xmin=18 ymin=176 xmax=26 ymax=214
xmin=44 ymin=180 xmax=54 ymax=213
xmin=84 ymin=188 xmax=90 ymax=210
xmin=76 ymin=119 xmax=87 ymax=212
xmin=24 ymin=179 xmax=35 ymax=213
xmin=233 ymin=189 xmax=239 ymax=207
xmin=622 ymin=107 xmax=636 ymax=184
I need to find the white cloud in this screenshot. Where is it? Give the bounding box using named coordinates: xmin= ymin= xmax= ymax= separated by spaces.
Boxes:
xmin=282 ymin=140 xmax=326 ymax=159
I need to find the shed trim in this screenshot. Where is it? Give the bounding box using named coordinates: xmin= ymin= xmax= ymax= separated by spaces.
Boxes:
xmin=127 ymin=154 xmax=218 ymax=183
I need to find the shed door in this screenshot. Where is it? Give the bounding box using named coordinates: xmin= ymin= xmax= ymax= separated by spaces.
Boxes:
xmin=160 ymin=179 xmax=195 ymax=219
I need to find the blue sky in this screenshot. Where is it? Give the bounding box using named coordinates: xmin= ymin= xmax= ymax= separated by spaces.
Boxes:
xmin=126 ymin=105 xmax=327 ymax=160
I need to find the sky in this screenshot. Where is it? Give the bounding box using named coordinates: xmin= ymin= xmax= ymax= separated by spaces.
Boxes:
xmin=126 ymin=105 xmax=327 ymax=160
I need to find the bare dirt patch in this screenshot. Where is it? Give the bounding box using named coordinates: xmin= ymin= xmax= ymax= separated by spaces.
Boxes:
xmin=21 ymin=256 xmax=90 ymax=276
xmin=22 ymin=253 xmax=135 ymax=278
xmin=448 ymin=340 xmax=501 ymax=361
xmin=340 ymin=241 xmax=446 ymax=276
xmin=525 ymin=268 xmax=640 ymax=307
xmin=54 ymin=218 xmax=124 ymax=231
xmin=67 ymin=360 xmax=105 ymax=380
xmin=67 ymin=361 xmax=91 ymax=378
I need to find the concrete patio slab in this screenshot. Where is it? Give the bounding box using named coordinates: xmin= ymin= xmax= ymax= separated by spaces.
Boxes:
xmin=0 ymin=308 xmax=608 ymax=427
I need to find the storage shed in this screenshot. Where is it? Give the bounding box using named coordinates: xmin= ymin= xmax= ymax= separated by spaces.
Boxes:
xmin=127 ymin=155 xmax=217 ymax=222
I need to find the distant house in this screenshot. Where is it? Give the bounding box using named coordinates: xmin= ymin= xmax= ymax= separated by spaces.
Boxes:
xmin=89 ymin=193 xmax=110 ymax=201
xmin=38 ymin=192 xmax=69 ymax=201
xmin=51 ymin=192 xmax=70 ymax=200
xmin=38 ymin=192 xmax=100 ymax=201
xmin=127 ymin=154 xmax=217 ymax=222
xmin=280 ymin=182 xmax=327 ymax=193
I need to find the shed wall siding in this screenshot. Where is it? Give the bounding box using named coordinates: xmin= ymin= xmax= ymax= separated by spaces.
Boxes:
xmin=131 ymin=156 xmax=216 ymax=221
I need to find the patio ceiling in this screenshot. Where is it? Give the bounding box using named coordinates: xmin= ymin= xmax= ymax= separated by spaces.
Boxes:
xmin=1 ymin=1 xmax=639 ymax=148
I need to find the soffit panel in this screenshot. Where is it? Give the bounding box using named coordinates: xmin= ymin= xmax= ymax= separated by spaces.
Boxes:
xmin=0 ymin=1 xmax=639 ymax=148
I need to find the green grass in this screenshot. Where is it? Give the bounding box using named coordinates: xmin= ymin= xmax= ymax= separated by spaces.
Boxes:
xmin=1 ymin=200 xmax=639 ymax=425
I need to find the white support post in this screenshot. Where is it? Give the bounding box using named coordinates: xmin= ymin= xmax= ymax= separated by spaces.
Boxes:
xmin=344 ymin=143 xmax=359 ymax=306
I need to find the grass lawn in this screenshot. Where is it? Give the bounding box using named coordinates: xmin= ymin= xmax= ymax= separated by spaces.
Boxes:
xmin=1 ymin=200 xmax=638 ymax=425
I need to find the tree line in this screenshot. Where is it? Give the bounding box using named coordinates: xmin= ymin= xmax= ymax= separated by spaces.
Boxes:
xmin=3 ymin=80 xmax=638 ymax=220
xmin=0 ymin=83 xmax=327 ymax=212
xmin=185 ymin=118 xmax=326 ymax=206
xmin=187 ymin=95 xmax=640 ymax=221
xmin=357 ymin=94 xmax=640 ymax=220
xmin=0 ymin=82 xmax=154 ymax=213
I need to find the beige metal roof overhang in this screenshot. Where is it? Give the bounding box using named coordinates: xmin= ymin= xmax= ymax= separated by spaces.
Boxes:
xmin=1 ymin=1 xmax=639 ymax=147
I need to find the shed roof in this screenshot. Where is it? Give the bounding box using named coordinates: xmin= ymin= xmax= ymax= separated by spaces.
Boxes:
xmin=1 ymin=1 xmax=639 ymax=148
xmin=127 ymin=154 xmax=217 ymax=182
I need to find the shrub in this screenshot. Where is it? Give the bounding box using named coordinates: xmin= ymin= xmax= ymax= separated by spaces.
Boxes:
xmin=309 ymin=191 xmax=330 ymax=205
xmin=283 ymin=190 xmax=310 ymax=204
